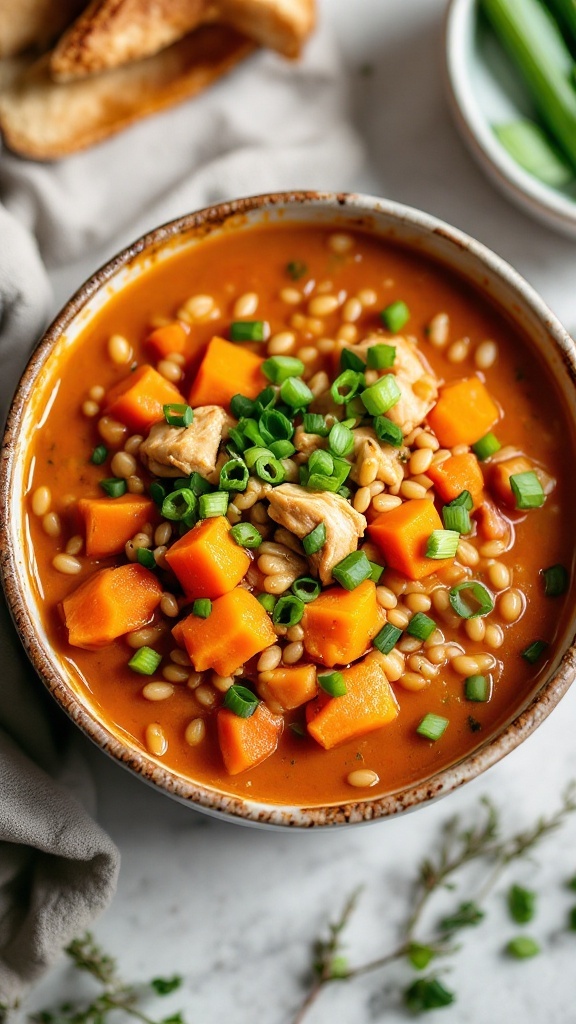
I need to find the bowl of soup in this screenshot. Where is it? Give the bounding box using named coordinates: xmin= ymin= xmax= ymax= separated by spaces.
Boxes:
xmin=2 ymin=191 xmax=576 ymax=827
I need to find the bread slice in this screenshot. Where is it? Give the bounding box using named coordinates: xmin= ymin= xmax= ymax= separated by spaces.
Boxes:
xmin=0 ymin=25 xmax=254 ymax=160
xmin=0 ymin=0 xmax=87 ymax=58
xmin=217 ymin=0 xmax=315 ymax=59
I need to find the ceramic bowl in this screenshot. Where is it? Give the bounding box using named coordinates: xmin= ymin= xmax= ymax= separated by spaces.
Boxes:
xmin=2 ymin=190 xmax=576 ymax=828
xmin=444 ymin=0 xmax=576 ymax=238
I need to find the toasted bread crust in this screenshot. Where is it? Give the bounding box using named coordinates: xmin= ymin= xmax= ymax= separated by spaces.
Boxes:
xmin=0 ymin=0 xmax=87 ymax=58
xmin=217 ymin=0 xmax=315 ymax=58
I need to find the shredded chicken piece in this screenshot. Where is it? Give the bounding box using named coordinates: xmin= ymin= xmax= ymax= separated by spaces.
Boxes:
xmin=350 ymin=426 xmax=407 ymax=489
xmin=293 ymin=426 xmax=327 ymax=457
xmin=139 ymin=405 xmax=230 ymax=478
xmin=267 ymin=483 xmax=366 ymax=585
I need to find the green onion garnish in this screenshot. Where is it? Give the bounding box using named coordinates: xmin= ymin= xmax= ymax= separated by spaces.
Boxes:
xmin=449 ymin=580 xmax=495 ymax=619
xmin=303 ymin=522 xmax=326 ymax=555
xmin=99 ymin=477 xmax=127 ymax=498
xmin=522 ymin=639 xmax=548 ymax=663
xmin=262 ymin=355 xmax=305 ymax=384
xmin=254 ymin=455 xmax=286 ymax=485
xmin=223 ymin=683 xmax=260 ymax=718
xmin=149 ymin=480 xmax=168 ymax=506
xmin=510 ymin=470 xmax=545 ymax=509
xmin=91 ymin=444 xmax=108 ymax=465
xmin=259 ymin=409 xmax=294 ymax=441
xmin=198 ymin=491 xmax=228 ymax=518
xmin=374 ymin=415 xmax=404 ymax=447
xmin=163 ymin=403 xmax=193 ymax=428
xmin=269 ymin=439 xmax=295 ymax=459
xmin=192 ymin=598 xmax=212 ymax=618
xmin=367 ymin=343 xmax=396 ymax=370
xmin=286 ymin=259 xmax=307 ymax=280
xmin=244 ymin=445 xmax=273 ymax=469
xmin=345 ymin=395 xmax=366 ymax=422
xmin=230 ymin=320 xmax=269 ymax=342
xmin=291 ymin=577 xmax=321 ymax=603
xmin=303 ymin=413 xmax=330 ymax=436
xmin=255 ymin=386 xmax=277 ymax=414
xmin=330 ymin=369 xmax=365 ymax=405
xmin=361 ymin=374 xmax=402 ymax=416
xmin=406 ymin=612 xmax=436 ymax=641
xmin=464 ymin=674 xmax=490 ymax=702
xmin=368 ymin=560 xmax=384 ymax=584
xmin=416 ymin=713 xmax=449 ymax=741
xmin=426 ymin=530 xmax=460 ymax=559
xmin=307 ymin=473 xmax=340 ymax=493
xmin=328 ymin=422 xmax=355 ymax=458
xmin=318 ymin=671 xmax=347 ymax=697
xmin=230 ymin=394 xmax=256 ymax=419
xmin=128 ymin=646 xmax=162 ymax=675
xmin=229 ymin=523 xmax=262 ymax=549
xmin=219 ymin=458 xmax=249 ymax=492
xmin=189 ymin=472 xmax=214 ymax=496
xmin=373 ymin=622 xmax=403 ymax=654
xmin=506 ymin=937 xmax=540 ymax=960
xmin=257 ymin=593 xmax=277 ymax=613
xmin=472 ymin=431 xmax=501 ymax=461
xmin=280 ymin=376 xmax=314 ymax=409
xmin=241 ymin=419 xmax=266 ymax=447
xmin=381 ymin=300 xmax=410 ymax=332
xmin=542 ymin=563 xmax=569 ymax=596
xmin=442 ymin=504 xmax=471 ymax=534
xmin=332 ymin=550 xmax=373 ymax=591
xmin=136 ymin=548 xmax=156 ymax=569
xmin=272 ymin=594 xmax=305 ymax=627
xmin=308 ymin=449 xmax=334 ymax=477
xmin=228 ymin=427 xmax=248 ymax=452
xmin=338 ymin=485 xmax=351 ymax=499
xmin=162 ymin=487 xmax=197 ymax=521
xmin=447 ymin=490 xmax=473 ymax=510
xmin=340 ymin=348 xmax=366 ymax=373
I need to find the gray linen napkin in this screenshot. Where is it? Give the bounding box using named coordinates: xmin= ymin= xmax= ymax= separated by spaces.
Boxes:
xmin=0 ymin=21 xmax=366 ymax=1016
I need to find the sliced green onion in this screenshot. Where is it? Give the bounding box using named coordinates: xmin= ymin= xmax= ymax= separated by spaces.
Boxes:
xmin=472 ymin=431 xmax=501 ymax=461
xmin=367 ymin=343 xmax=396 ymax=370
xmin=223 ymin=683 xmax=260 ymax=718
xmin=303 ymin=413 xmax=330 ymax=436
xmin=522 ymin=639 xmax=548 ymax=663
xmin=338 ymin=485 xmax=351 ymax=500
xmin=330 ymin=458 xmax=352 ymax=487
xmin=291 ymin=577 xmax=321 ymax=603
xmin=128 ymin=646 xmax=162 ymax=675
xmin=162 ymin=487 xmax=197 ymax=521
xmin=464 ymin=674 xmax=490 ymax=702
xmin=340 ymin=348 xmax=366 ymax=373
xmin=303 ymin=522 xmax=326 ymax=555
xmin=318 ymin=671 xmax=347 ymax=697
xmin=286 ymin=259 xmax=307 ymax=280
xmin=272 ymin=594 xmax=305 ymax=627
xmin=299 ymin=464 xmax=309 ymax=486
xmin=192 ymin=598 xmax=212 ymax=618
xmin=280 ymin=376 xmax=314 ymax=409
xmin=416 ymin=713 xmax=449 ymax=741
xmin=255 ymin=386 xmax=277 ymax=413
xmin=442 ymin=504 xmax=471 ymax=534
xmin=542 ymin=563 xmax=569 ymax=596
xmin=149 ymin=480 xmax=167 ymax=506
xmin=99 ymin=477 xmax=126 ymax=498
xmin=494 ymin=119 xmax=574 ymax=187
xmin=506 ymin=936 xmax=540 ymax=959
xmin=449 ymin=580 xmax=495 ymax=619
xmin=289 ymin=721 xmax=306 ymax=737
xmin=373 ymin=622 xmax=403 ymax=654
xmin=241 ymin=418 xmax=266 ymax=447
xmin=332 ymin=551 xmax=373 ymax=591
xmin=374 ymin=415 xmax=403 ymax=447
xmin=262 ymin=355 xmax=305 ymax=384
xmin=244 ymin=445 xmax=273 ymax=469
xmin=228 ymin=426 xmax=248 ymax=451
xmin=189 ymin=472 xmax=213 ymax=496
xmin=328 ymin=422 xmax=354 ymax=458
xmin=229 ymin=522 xmax=262 ymax=549
xmin=307 ymin=473 xmax=341 ymax=493
xmin=259 ymin=409 xmax=294 ymax=441
xmin=198 ymin=491 xmax=228 ymax=518
xmin=257 ymin=593 xmax=277 ymax=613
xmin=381 ymin=300 xmax=409 ymax=332
xmin=230 ymin=320 xmax=269 ymax=342
xmin=219 ymin=458 xmax=249 ymax=492
xmin=163 ymin=403 xmax=193 ymax=428
xmin=406 ymin=612 xmax=436 ymax=641
xmin=368 ymin=560 xmax=384 ymax=584
xmin=254 ymin=455 xmax=286 ymax=485
xmin=308 ymin=449 xmax=334 ymax=477
xmin=448 ymin=490 xmax=473 ymax=510
xmin=230 ymin=394 xmax=256 ymax=419
xmin=330 ymin=369 xmax=364 ymax=405
xmin=361 ymin=375 xmax=402 ymax=416
xmin=510 ymin=470 xmax=545 ymax=509
xmin=345 ymin=396 xmax=367 ymax=422
xmin=426 ymin=530 xmax=459 ymax=559
xmin=136 ymin=548 xmax=156 ymax=569
xmin=269 ymin=440 xmax=295 ymax=459
xmin=91 ymin=444 xmax=108 ymax=465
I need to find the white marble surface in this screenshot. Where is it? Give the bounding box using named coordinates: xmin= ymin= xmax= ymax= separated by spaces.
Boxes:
xmin=26 ymin=1 xmax=576 ymax=1020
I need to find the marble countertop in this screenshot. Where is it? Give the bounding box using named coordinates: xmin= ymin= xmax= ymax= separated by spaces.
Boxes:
xmin=26 ymin=1 xmax=576 ymax=1021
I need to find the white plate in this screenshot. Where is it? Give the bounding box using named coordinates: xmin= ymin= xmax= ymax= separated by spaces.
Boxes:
xmin=444 ymin=0 xmax=576 ymax=237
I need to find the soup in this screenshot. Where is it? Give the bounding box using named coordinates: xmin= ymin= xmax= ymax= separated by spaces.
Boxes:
xmin=23 ymin=222 xmax=575 ymax=807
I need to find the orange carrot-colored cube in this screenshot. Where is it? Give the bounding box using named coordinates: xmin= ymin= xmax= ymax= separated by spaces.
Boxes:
xmin=427 ymin=377 xmax=499 ymax=447
xmin=306 ymin=653 xmax=399 ymax=750
xmin=164 ymin=515 xmax=250 ymax=600
xmin=188 ymin=336 xmax=266 ymax=410
xmin=62 ymin=564 xmax=162 ymax=648
xmin=173 ymin=587 xmax=277 ymax=676
xmin=426 ymin=452 xmax=485 ymax=508
xmin=146 ymin=321 xmax=190 ymax=360
xmin=78 ymin=495 xmax=156 ymax=559
xmin=217 ymin=703 xmax=284 ymax=775
xmin=302 ymin=580 xmax=383 ymax=668
xmin=368 ymin=499 xmax=453 ymax=580
xmin=258 ymin=664 xmax=318 ymax=711
xmin=105 ymin=364 xmax=185 ymax=431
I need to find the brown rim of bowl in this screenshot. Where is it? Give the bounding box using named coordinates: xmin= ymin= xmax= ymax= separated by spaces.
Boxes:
xmin=2 ymin=189 xmax=576 ymax=829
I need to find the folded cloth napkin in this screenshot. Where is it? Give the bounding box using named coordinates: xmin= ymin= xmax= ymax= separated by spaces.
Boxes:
xmin=0 ymin=19 xmax=366 ymax=1016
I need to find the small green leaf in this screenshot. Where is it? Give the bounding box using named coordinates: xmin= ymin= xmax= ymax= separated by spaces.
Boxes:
xmin=569 ymin=906 xmax=576 ymax=931
xmin=162 ymin=1015 xmax=187 ymax=1024
xmin=568 ymin=875 xmax=576 ymax=891
xmin=506 ymin=936 xmax=540 ymax=959
xmin=329 ymin=955 xmax=349 ymax=979
xmin=439 ymin=900 xmax=484 ymax=932
xmin=404 ymin=976 xmax=456 ymax=1011
xmin=408 ymin=943 xmax=436 ymax=970
xmin=151 ymin=975 xmax=183 ymax=995
xmin=508 ymin=884 xmax=536 ymax=924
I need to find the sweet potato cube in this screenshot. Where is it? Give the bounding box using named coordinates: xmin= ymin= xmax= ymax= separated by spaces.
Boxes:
xmin=426 ymin=452 xmax=485 ymax=508
xmin=78 ymin=495 xmax=156 ymax=559
xmin=188 ymin=336 xmax=266 ymax=410
xmin=306 ymin=654 xmax=399 ymax=750
xmin=173 ymin=587 xmax=277 ymax=676
xmin=427 ymin=377 xmax=499 ymax=447
xmin=62 ymin=564 xmax=162 ymax=648
xmin=302 ymin=580 xmax=383 ymax=668
xmin=217 ymin=703 xmax=284 ymax=775
xmin=258 ymin=664 xmax=318 ymax=711
xmin=489 ymin=455 xmax=532 ymax=509
xmin=164 ymin=515 xmax=250 ymax=600
xmin=368 ymin=499 xmax=453 ymax=580
xmin=146 ymin=321 xmax=190 ymax=360
xmin=105 ymin=364 xmax=185 ymax=431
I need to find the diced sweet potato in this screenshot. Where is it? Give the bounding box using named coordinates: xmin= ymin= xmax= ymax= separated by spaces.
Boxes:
xmin=217 ymin=703 xmax=284 ymax=775
xmin=475 ymin=498 xmax=509 ymax=540
xmin=306 ymin=653 xmax=399 ymax=749
xmin=426 ymin=452 xmax=484 ymax=508
xmin=427 ymin=377 xmax=499 ymax=447
xmin=105 ymin=364 xmax=185 ymax=431
xmin=62 ymin=564 xmax=162 ymax=648
xmin=302 ymin=580 xmax=383 ymax=668
xmin=258 ymin=664 xmax=317 ymax=711
xmin=146 ymin=321 xmax=190 ymax=360
xmin=173 ymin=587 xmax=276 ymax=676
xmin=489 ymin=455 xmax=532 ymax=509
xmin=165 ymin=515 xmax=250 ymax=599
xmin=188 ymin=336 xmax=266 ymax=409
xmin=368 ymin=499 xmax=453 ymax=580
xmin=78 ymin=495 xmax=156 ymax=559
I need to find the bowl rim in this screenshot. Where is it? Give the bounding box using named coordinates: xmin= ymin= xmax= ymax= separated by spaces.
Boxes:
xmin=443 ymin=0 xmax=576 ymax=236
xmin=3 ymin=188 xmax=576 ymax=829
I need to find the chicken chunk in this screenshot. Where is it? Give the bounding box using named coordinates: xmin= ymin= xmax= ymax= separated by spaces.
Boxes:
xmin=350 ymin=427 xmax=407 ymax=490
xmin=139 ymin=405 xmax=230 ymax=478
xmin=267 ymin=483 xmax=366 ymax=585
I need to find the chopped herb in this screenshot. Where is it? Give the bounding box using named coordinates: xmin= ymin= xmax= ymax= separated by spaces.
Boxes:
xmin=286 ymin=260 xmax=307 ymax=280
xmin=508 ymin=884 xmax=536 ymax=924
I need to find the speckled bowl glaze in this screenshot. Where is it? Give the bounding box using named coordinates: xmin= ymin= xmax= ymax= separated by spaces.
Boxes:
xmin=2 ymin=191 xmax=576 ymax=829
